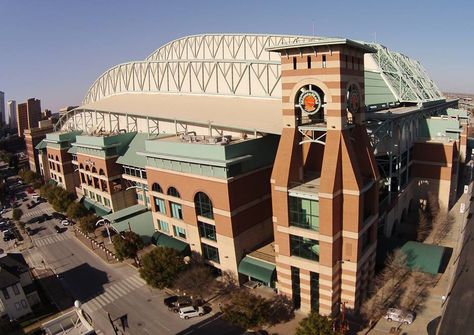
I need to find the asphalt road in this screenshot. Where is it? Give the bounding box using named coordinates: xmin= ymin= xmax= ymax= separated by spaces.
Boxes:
xmin=4 ymin=181 xmax=242 ymax=335
xmin=438 ymin=206 xmax=474 ymax=334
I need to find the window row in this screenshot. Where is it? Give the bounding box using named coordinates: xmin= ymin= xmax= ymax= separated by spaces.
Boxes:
xmin=84 ymin=188 xmax=111 ymax=208
xmin=123 ymin=165 xmax=147 ymax=179
xmin=48 ymin=154 xmax=60 ymax=161
xmin=81 ymin=173 xmax=108 ymax=192
xmin=290 ymin=234 xmax=320 ymax=261
xmin=156 ymin=219 xmax=187 ymax=239
xmin=50 ymin=172 xmax=63 ymax=184
xmin=79 ymin=164 xmax=106 ymax=175
xmin=49 ymin=161 xmax=61 ymax=173
xmin=2 ymin=283 xmax=21 ymax=300
xmin=151 ymin=185 xmax=214 ymax=219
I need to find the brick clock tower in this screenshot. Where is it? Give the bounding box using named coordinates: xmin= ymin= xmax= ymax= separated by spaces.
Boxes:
xmin=268 ymin=40 xmax=379 ymax=315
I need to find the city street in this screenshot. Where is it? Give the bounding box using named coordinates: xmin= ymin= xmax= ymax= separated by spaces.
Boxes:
xmin=2 ymin=183 xmax=242 ymax=335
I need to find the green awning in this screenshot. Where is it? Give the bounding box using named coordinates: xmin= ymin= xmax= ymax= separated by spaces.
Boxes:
xmin=82 ymin=197 xmax=112 ymax=217
xmin=401 ymin=241 xmax=446 ymax=275
xmin=238 ymin=256 xmax=276 ymax=284
xmin=151 ymin=232 xmax=190 ymax=254
xmin=108 ymin=209 xmax=154 ymax=244
xmin=48 ymin=179 xmax=58 ymax=185
xmin=35 ymin=140 xmax=47 ymax=150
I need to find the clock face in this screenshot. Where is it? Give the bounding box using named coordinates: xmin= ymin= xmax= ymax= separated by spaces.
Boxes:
xmin=347 ymin=85 xmax=360 ymax=114
xmin=298 ymin=88 xmax=322 ymax=115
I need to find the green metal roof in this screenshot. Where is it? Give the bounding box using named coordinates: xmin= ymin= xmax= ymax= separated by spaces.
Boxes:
xmin=103 ymin=204 xmax=148 ymax=223
xmin=67 ymin=146 xmax=78 ymax=154
xmin=35 ymin=140 xmax=47 ymax=150
xmin=82 ymin=197 xmax=112 ymax=217
xmin=109 ymin=209 xmax=155 ymax=244
xmin=364 ymin=71 xmax=398 ymax=108
xmin=419 ymin=117 xmax=462 ymax=141
xmin=116 ymin=133 xmax=150 ymax=169
xmin=400 ymin=241 xmax=445 ymax=275
xmin=238 ymin=255 xmax=276 ymax=284
xmin=151 ymin=232 xmax=190 ymax=254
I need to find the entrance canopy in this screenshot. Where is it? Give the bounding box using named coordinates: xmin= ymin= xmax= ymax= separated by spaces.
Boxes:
xmin=82 ymin=197 xmax=112 ymax=217
xmin=401 ymin=241 xmax=446 ymax=275
xmin=151 ymin=232 xmax=190 ymax=254
xmin=102 ymin=205 xmax=155 ymax=243
xmin=238 ymin=255 xmax=276 ymax=285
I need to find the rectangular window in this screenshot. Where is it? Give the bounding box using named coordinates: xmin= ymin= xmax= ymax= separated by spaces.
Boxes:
xmin=158 ymin=220 xmax=169 ymax=233
xmin=322 ymin=55 xmax=327 ymax=68
xmin=59 ymin=176 xmax=63 ymax=183
xmin=198 ymin=221 xmax=217 ymax=241
xmin=96 ymin=195 xmax=102 ymax=204
xmin=104 ymin=198 xmax=111 ymax=207
xmin=289 ymin=197 xmax=319 ymax=231
xmin=293 ymin=57 xmax=297 ymax=70
xmin=57 ymin=164 xmax=61 ymax=172
xmin=2 ymin=288 xmax=10 ymax=299
xmin=170 ymin=202 xmax=183 ymax=220
xmin=12 ymin=284 xmax=20 ymax=296
xmin=15 ymin=302 xmax=21 ymax=310
xmin=291 ymin=267 xmax=301 ymax=309
xmin=153 ymin=197 xmax=166 ymax=214
xmin=290 ymin=235 xmax=320 ymax=261
xmin=202 ymin=243 xmax=220 ymax=263
xmin=173 ymin=225 xmax=186 ymax=239
xmin=141 ymin=170 xmax=147 ymax=179
xmin=310 ymin=272 xmax=319 ymax=312
xmin=307 ymin=56 xmax=311 ymax=69
xmin=21 ymin=300 xmax=27 ymax=308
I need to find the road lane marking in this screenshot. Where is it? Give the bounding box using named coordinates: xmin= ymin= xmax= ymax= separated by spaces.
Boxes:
xmin=94 ymin=295 xmax=107 ymax=306
xmin=114 ymin=281 xmax=131 ymax=295
xmin=100 ymin=292 xmax=113 ymax=304
xmin=124 ymin=277 xmax=142 ymax=289
xmin=107 ymin=285 xmax=123 ymax=298
xmin=112 ymin=282 xmax=128 ymax=296
xmin=127 ymin=275 xmax=145 ymax=287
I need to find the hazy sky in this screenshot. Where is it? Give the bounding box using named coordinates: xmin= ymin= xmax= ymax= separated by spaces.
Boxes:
xmin=1 ymin=0 xmax=473 ymax=112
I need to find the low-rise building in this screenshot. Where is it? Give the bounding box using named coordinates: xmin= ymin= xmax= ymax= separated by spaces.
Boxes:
xmin=0 ymin=254 xmax=40 ymax=321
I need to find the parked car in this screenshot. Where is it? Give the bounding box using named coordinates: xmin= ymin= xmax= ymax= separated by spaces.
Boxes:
xmin=164 ymin=295 xmax=194 ymax=312
xmin=178 ymin=306 xmax=205 ymax=319
xmin=54 ymin=225 xmax=61 ymax=233
xmin=60 ymin=219 xmax=70 ymax=226
xmin=3 ymin=232 xmax=15 ymax=242
xmin=384 ymin=308 xmax=415 ymax=324
xmin=52 ymin=212 xmax=67 ymax=220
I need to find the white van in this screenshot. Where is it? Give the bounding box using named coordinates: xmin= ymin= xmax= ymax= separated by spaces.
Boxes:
xmin=32 ymin=194 xmax=40 ymax=201
xmin=178 ymin=306 xmax=204 ymax=319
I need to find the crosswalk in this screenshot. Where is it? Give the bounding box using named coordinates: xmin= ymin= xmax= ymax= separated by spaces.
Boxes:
xmin=23 ymin=207 xmax=50 ymax=218
xmin=84 ymin=274 xmax=147 ymax=312
xmin=33 ymin=233 xmax=71 ymax=247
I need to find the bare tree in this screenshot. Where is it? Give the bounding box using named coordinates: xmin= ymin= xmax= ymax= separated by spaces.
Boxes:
xmin=416 ymin=209 xmax=432 ymax=242
xmin=427 ymin=192 xmax=440 ymax=219
xmin=399 ymin=272 xmax=436 ymax=311
xmin=431 ymin=211 xmax=454 ymax=245
xmin=174 ymin=264 xmax=216 ymax=298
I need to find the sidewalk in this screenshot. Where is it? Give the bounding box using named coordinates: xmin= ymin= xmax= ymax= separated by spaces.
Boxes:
xmin=364 ymin=185 xmax=471 ymax=335
xmin=73 ymin=228 xmax=119 ymax=264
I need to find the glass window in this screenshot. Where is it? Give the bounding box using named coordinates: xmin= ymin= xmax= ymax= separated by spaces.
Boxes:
xmin=194 ymin=192 xmax=214 ymax=219
xmin=173 ymin=225 xmax=186 ymax=239
xmin=202 ymin=243 xmax=220 ymax=263
xmin=58 ymin=176 xmax=63 ymax=183
xmin=152 ymin=183 xmax=162 ymax=193
xmin=310 ymin=272 xmax=319 ymax=312
xmin=12 ymin=284 xmax=20 ymax=295
xmin=170 ymin=202 xmax=183 ymax=220
xmin=21 ymin=300 xmax=27 ymax=308
xmin=2 ymin=288 xmax=10 ymax=299
xmin=167 ymin=187 xmax=180 ymax=198
xmin=104 ymin=198 xmax=111 ymax=207
xmin=141 ymin=170 xmax=147 ymax=179
xmin=291 ymin=267 xmax=301 ymax=309
xmin=290 ymin=235 xmax=319 ymax=261
xmin=289 ymin=197 xmax=319 ymax=231
xmin=153 ymin=197 xmax=166 ymax=214
xmin=198 ymin=221 xmax=216 ymax=241
xmin=158 ymin=220 xmax=169 ymax=233
xmin=96 ymin=195 xmax=103 ymax=204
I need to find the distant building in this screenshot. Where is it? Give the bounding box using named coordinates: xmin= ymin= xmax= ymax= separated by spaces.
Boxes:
xmin=24 ymin=120 xmax=54 ymax=174
xmin=0 ymin=253 xmax=40 ymax=321
xmin=7 ymin=100 xmax=17 ymax=129
xmin=17 ymin=98 xmax=41 ymax=137
xmin=59 ymin=106 xmax=78 ymax=117
xmin=0 ymin=91 xmax=5 ymax=126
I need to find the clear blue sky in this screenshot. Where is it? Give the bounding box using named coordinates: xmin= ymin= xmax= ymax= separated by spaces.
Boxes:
xmin=1 ymin=0 xmax=473 ymax=112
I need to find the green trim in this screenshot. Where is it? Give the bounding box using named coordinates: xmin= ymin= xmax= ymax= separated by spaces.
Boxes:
xmin=82 ymin=197 xmax=112 ymax=217
xmin=151 ymin=232 xmax=190 ymax=254
xmin=238 ymin=255 xmax=276 ymax=284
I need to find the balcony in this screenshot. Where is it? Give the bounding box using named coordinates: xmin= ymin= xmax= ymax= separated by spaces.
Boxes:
xmin=288 ymin=172 xmax=321 ymax=198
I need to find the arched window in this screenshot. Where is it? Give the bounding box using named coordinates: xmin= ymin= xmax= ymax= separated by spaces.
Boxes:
xmin=152 ymin=183 xmax=162 ymax=193
xmin=92 ymin=167 xmax=97 ymax=174
xmin=99 ymin=169 xmax=105 ymax=176
xmin=79 ymin=163 xmax=84 ymax=170
xmin=55 ymin=155 xmax=59 ymax=161
xmin=167 ymin=187 xmax=180 ymax=198
xmin=85 ymin=165 xmax=90 ymax=171
xmin=194 ymin=192 xmax=213 ymax=219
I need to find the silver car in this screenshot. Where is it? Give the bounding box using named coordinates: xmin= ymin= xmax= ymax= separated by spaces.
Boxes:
xmin=384 ymin=308 xmax=415 ymax=324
